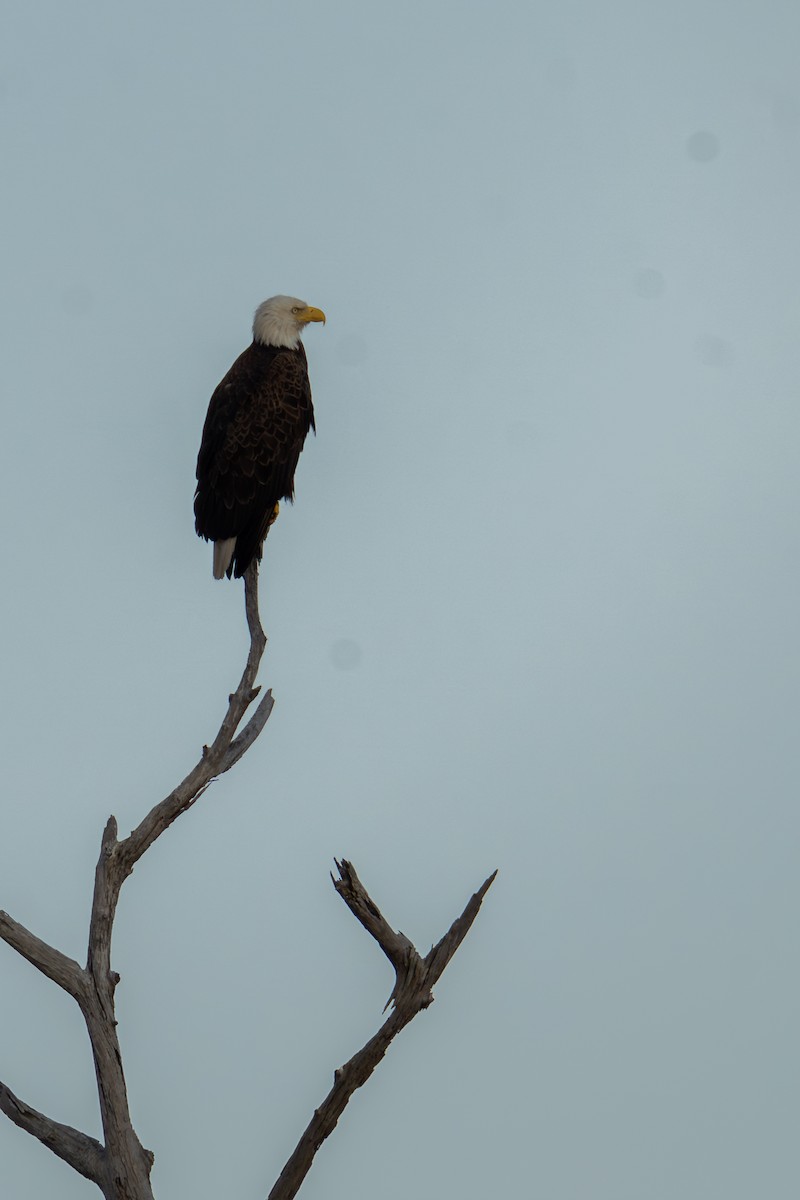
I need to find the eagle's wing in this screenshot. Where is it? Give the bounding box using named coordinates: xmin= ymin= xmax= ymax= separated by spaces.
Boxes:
xmin=194 ymin=344 xmax=315 ymax=575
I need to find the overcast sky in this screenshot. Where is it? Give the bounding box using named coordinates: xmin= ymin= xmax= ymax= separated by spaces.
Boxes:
xmin=2 ymin=2 xmax=800 ymax=1197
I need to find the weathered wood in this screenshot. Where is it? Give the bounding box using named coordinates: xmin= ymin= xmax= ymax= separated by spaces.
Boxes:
xmin=0 ymin=1079 xmax=105 ymax=1185
xmin=267 ymin=862 xmax=497 ymax=1200
xmin=0 ymin=911 xmax=86 ymax=1000
xmin=0 ymin=565 xmax=273 ymax=1199
xmin=1 ymin=561 xmax=497 ymax=1200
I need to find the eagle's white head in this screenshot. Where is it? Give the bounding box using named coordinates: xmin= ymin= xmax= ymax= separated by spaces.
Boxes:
xmin=253 ymin=295 xmax=326 ymax=350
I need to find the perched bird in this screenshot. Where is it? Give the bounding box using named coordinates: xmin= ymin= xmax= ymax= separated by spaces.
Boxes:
xmin=194 ymin=295 xmax=325 ymax=579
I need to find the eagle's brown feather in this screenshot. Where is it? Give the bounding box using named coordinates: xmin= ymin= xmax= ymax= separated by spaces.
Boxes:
xmin=194 ymin=340 xmax=315 ymax=578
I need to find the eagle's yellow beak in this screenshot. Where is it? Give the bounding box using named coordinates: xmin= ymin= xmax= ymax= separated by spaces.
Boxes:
xmin=299 ymin=306 xmax=326 ymax=326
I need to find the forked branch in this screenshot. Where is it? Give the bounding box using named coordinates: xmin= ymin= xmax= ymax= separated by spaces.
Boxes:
xmin=0 ymin=563 xmax=274 ymax=1200
xmin=1 ymin=563 xmax=496 ymax=1200
xmin=267 ymin=861 xmax=497 ymax=1200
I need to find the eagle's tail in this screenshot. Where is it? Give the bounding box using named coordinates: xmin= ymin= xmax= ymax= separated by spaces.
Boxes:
xmin=213 ymin=538 xmax=237 ymax=580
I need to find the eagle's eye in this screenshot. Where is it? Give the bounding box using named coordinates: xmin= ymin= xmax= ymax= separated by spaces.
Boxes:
xmin=291 ymin=306 xmax=302 ymax=314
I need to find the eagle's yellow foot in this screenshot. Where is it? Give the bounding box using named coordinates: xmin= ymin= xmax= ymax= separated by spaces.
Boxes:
xmin=268 ymin=502 xmax=280 ymax=527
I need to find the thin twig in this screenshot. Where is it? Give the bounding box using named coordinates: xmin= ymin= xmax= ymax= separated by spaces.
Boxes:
xmin=424 ymin=869 xmax=498 ymax=987
xmin=223 ymin=688 xmax=276 ymax=770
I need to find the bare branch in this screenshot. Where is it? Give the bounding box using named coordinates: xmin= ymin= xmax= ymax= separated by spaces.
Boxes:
xmin=86 ymin=816 xmax=122 ymax=986
xmin=424 ymin=869 xmax=499 ymax=988
xmin=268 ymin=862 xmax=497 ymax=1200
xmin=0 ymin=910 xmax=86 ymax=1000
xmin=68 ymin=567 xmax=272 ymax=1197
xmin=331 ymin=859 xmax=416 ymax=972
xmin=223 ymin=688 xmax=276 ymax=770
xmin=2 ymin=555 xmax=496 ymax=1200
xmin=115 ymin=560 xmax=270 ymax=871
xmin=2 ymin=565 xmax=272 ymax=1199
xmin=0 ymin=1078 xmax=104 ymax=1184
xmin=78 ymin=820 xmax=155 ymax=1199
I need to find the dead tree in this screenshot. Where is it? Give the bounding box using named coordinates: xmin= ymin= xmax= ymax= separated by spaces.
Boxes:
xmin=0 ymin=564 xmax=496 ymax=1200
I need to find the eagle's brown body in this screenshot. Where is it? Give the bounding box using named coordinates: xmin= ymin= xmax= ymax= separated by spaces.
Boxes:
xmin=194 ymin=339 xmax=316 ymax=579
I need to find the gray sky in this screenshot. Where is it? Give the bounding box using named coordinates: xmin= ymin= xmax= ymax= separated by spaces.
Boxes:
xmin=2 ymin=1 xmax=800 ymax=1196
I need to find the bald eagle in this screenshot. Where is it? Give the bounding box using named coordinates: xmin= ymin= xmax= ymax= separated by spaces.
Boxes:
xmin=194 ymin=295 xmax=325 ymax=579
